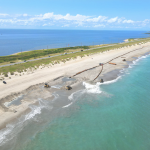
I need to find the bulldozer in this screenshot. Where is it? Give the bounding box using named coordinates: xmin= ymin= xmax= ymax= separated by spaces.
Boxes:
xmin=44 ymin=83 xmax=50 ymax=88
xmin=65 ymin=86 xmax=72 ymax=90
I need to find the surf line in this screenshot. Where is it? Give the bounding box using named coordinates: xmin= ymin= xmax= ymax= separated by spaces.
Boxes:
xmin=71 ymin=46 xmax=146 ymax=81
xmin=104 ymin=46 xmax=145 ymax=64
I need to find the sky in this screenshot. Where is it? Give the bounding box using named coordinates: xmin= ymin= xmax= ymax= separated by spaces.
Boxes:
xmin=0 ymin=0 xmax=150 ymax=30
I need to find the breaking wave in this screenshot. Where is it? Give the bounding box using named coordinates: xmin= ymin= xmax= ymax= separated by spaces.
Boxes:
xmin=99 ymin=76 xmax=122 ymax=85
xmin=83 ymin=82 xmax=102 ymax=94
xmin=129 ymin=54 xmax=149 ymax=69
xmin=68 ymin=90 xmax=85 ymax=101
xmin=62 ymin=102 xmax=73 ymax=108
xmin=1 ymin=53 xmax=149 ymax=149
xmin=0 ymin=98 xmax=53 ymax=147
xmin=66 ymin=54 xmax=150 ymax=109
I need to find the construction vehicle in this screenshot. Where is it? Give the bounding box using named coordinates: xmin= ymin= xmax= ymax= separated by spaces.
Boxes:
xmin=100 ymin=79 xmax=104 ymax=83
xmin=44 ymin=83 xmax=50 ymax=88
xmin=66 ymin=86 xmax=72 ymax=90
xmin=3 ymin=81 xmax=7 ymax=84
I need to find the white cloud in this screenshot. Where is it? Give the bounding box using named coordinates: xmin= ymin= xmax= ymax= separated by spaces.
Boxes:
xmin=0 ymin=19 xmax=13 ymax=23
xmin=107 ymin=17 xmax=118 ymax=23
xmin=36 ymin=12 xmax=89 ymax=22
xmin=23 ymin=14 xmax=28 ymax=17
xmin=43 ymin=13 xmax=54 ymax=19
xmin=94 ymin=24 xmax=105 ymax=27
xmin=87 ymin=16 xmax=107 ymax=22
xmin=117 ymin=17 xmax=125 ymax=23
xmin=75 ymin=21 xmax=84 ymax=26
xmin=143 ymin=19 xmax=150 ymax=24
xmin=123 ymin=20 xmax=134 ymax=23
xmin=65 ymin=14 xmax=89 ymax=21
xmin=0 ymin=13 xmax=9 ymax=17
xmin=43 ymin=23 xmax=54 ymax=26
xmin=62 ymin=24 xmax=70 ymax=27
xmin=0 ymin=12 xmax=149 ymax=29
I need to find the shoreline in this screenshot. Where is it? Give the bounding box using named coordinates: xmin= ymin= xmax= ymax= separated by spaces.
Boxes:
xmin=1 ymin=37 xmax=150 ymax=72
xmin=0 ymin=42 xmax=150 ymax=130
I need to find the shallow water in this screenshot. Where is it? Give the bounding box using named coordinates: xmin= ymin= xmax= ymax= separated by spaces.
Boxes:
xmin=7 ymin=95 xmax=24 ymax=107
xmin=1 ymin=54 xmax=150 ymax=150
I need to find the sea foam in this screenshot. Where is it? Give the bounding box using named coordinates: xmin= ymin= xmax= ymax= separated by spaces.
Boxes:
xmin=83 ymin=82 xmax=102 ymax=94
xmin=62 ymin=102 xmax=73 ymax=108
xmin=68 ymin=90 xmax=85 ymax=101
xmin=0 ymin=98 xmax=52 ymax=146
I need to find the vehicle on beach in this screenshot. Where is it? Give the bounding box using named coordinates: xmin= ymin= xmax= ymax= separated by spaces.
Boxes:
xmin=3 ymin=81 xmax=7 ymax=84
xmin=66 ymin=85 xmax=72 ymax=90
xmin=44 ymin=83 xmax=50 ymax=88
xmin=100 ymin=79 xmax=104 ymax=83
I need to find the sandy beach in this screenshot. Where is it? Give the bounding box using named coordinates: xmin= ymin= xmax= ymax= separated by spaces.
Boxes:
xmin=0 ymin=41 xmax=150 ymax=130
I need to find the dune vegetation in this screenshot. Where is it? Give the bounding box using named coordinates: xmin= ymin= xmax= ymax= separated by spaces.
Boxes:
xmin=0 ymin=37 xmax=150 ymax=76
xmin=0 ymin=46 xmax=89 ymax=64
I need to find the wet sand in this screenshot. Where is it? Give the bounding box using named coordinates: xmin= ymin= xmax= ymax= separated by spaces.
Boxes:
xmin=0 ymin=42 xmax=150 ymax=130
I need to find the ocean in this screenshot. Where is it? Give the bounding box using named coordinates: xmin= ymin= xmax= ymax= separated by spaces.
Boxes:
xmin=0 ymin=52 xmax=150 ymax=149
xmin=0 ymin=29 xmax=149 ymax=56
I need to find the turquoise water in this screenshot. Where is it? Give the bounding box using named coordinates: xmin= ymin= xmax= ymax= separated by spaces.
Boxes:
xmin=1 ymin=55 xmax=150 ymax=150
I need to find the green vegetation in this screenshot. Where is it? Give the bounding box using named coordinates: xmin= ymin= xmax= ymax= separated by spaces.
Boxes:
xmin=4 ymin=73 xmax=8 ymax=77
xmin=128 ymin=38 xmax=135 ymax=41
xmin=0 ymin=38 xmax=150 ymax=75
xmin=10 ymin=72 xmax=14 ymax=75
xmin=128 ymin=38 xmax=147 ymax=42
xmin=0 ymin=46 xmax=89 ymax=64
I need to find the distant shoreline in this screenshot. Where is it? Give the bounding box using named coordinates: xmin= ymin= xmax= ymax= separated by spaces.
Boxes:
xmin=0 ymin=30 xmax=149 ymax=57
xmin=1 ymin=37 xmax=150 ymax=75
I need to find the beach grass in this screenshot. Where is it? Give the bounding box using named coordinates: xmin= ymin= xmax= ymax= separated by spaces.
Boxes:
xmin=0 ymin=46 xmax=89 ymax=64
xmin=0 ymin=37 xmax=150 ymax=75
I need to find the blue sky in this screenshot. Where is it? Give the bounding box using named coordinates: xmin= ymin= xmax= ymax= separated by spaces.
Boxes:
xmin=0 ymin=0 xmax=150 ymax=30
